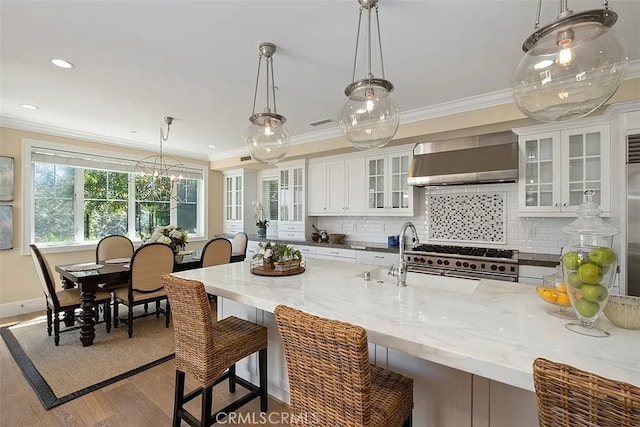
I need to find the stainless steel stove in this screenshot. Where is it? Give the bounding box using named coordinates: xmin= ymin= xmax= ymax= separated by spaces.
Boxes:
xmin=405 ymin=244 xmax=519 ymax=282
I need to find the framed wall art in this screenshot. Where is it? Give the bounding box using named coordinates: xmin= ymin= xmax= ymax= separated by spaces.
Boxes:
xmin=0 ymin=205 xmax=12 ymax=250
xmin=0 ymin=156 xmax=15 ymax=202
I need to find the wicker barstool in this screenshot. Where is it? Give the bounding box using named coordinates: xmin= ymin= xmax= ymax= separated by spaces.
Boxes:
xmin=533 ymin=358 xmax=640 ymax=427
xmin=274 ymin=305 xmax=413 ymax=427
xmin=163 ymin=275 xmax=268 ymax=426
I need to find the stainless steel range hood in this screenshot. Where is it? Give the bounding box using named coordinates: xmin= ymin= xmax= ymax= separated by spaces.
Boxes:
xmin=407 ymin=131 xmax=518 ymax=186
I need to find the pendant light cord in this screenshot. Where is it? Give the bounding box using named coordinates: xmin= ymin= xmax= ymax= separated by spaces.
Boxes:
xmin=351 ymin=8 xmax=363 ymax=83
xmin=252 ymin=55 xmax=262 ymax=115
xmin=350 ymin=4 xmax=386 ymax=81
xmin=270 ymin=56 xmax=278 ymax=114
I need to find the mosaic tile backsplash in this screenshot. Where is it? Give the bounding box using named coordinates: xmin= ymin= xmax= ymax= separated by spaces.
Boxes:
xmin=427 ymin=192 xmax=505 ymax=243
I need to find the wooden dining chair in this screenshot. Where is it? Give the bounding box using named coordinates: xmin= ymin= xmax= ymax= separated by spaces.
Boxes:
xmin=29 ymin=244 xmax=112 ymax=346
xmin=113 ymin=242 xmax=173 ymax=338
xmin=231 ymin=232 xmax=248 ymax=259
xmin=163 ymin=275 xmax=268 ymax=426
xmin=95 ymin=234 xmax=134 ymax=291
xmin=274 ymin=305 xmax=414 ymax=427
xmin=533 ymin=358 xmax=640 ymax=427
xmin=200 ymin=238 xmax=232 ymax=268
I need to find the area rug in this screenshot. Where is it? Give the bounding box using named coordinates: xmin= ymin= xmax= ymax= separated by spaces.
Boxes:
xmin=1 ymin=314 xmax=175 ymax=409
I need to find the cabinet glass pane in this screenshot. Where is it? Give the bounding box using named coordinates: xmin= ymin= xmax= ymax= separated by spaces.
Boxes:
xmin=392 ymin=192 xmax=399 ymax=208
xmin=540 ymin=191 xmax=553 ymax=206
xmin=525 ymin=140 xmax=538 ymax=161
xmin=569 ymin=134 xmax=583 ymax=157
xmin=585 ymin=158 xmax=601 ymax=180
xmin=377 ymin=176 xmax=384 ymax=191
xmin=391 ymin=156 xmax=399 ymax=174
xmin=392 ymin=174 xmax=400 ymax=191
xmin=585 ymin=132 xmax=601 ymax=156
xmin=401 ymin=156 xmax=409 ymax=171
xmin=526 ymin=163 xmax=538 ymax=184
xmin=540 ymin=161 xmax=553 ymax=183
xmin=525 ymin=186 xmax=538 ymax=206
xmin=569 ymin=159 xmax=583 ymax=182
xmin=540 ymin=138 xmax=553 ymax=160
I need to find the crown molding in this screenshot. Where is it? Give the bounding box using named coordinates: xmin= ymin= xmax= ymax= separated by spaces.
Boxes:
xmin=0 ymin=116 xmax=206 ymax=161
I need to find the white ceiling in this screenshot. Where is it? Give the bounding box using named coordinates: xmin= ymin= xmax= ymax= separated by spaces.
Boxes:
xmin=1 ymin=0 xmax=639 ymax=162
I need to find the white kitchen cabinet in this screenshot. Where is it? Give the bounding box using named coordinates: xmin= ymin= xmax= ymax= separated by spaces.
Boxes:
xmin=278 ymin=161 xmax=306 ymax=240
xmin=290 ymin=244 xmax=317 ymax=259
xmin=315 ymin=246 xmax=356 ymax=263
xmin=365 ymin=149 xmax=415 ymax=216
xmin=223 ymin=169 xmax=257 ymax=234
xmin=307 ymin=157 xmax=366 ymax=216
xmin=356 ymin=250 xmax=397 ymax=268
xmin=516 ymin=123 xmax=610 ymax=216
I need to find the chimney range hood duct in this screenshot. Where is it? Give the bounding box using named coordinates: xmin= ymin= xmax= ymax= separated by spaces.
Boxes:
xmin=407 ymin=131 xmax=518 ymax=186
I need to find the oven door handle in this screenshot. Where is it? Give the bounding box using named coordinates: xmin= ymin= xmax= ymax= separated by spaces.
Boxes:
xmin=443 ymin=272 xmax=481 ymax=281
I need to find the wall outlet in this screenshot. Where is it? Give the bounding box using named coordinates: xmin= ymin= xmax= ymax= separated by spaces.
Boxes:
xmin=527 ymin=226 xmax=536 ymax=238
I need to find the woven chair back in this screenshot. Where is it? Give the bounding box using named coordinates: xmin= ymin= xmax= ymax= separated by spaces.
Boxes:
xmin=29 ymin=244 xmax=60 ymax=308
xmin=231 ymin=232 xmax=248 ymax=257
xmin=96 ymin=235 xmax=134 ymax=262
xmin=163 ymin=275 xmax=217 ymax=385
xmin=201 ymin=238 xmax=232 ymax=268
xmin=130 ymin=243 xmax=174 ymax=293
xmin=533 ymin=358 xmax=640 ymax=427
xmin=274 ymin=305 xmax=372 ymax=426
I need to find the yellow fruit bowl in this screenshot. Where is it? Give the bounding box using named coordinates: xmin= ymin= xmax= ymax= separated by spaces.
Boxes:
xmin=536 ymin=285 xmax=571 ymax=307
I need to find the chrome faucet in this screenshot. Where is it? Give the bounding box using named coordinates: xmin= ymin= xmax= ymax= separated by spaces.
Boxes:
xmin=389 ymin=221 xmax=419 ymax=287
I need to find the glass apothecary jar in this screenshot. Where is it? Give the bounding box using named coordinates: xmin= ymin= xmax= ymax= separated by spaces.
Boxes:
xmin=561 ymin=190 xmax=619 ymax=337
xmin=536 ymin=264 xmax=575 ymax=319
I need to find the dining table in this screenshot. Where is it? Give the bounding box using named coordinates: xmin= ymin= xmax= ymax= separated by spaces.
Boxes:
xmin=55 ymin=251 xmax=246 ymax=346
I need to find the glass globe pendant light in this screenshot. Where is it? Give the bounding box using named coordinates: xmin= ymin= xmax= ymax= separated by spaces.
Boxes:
xmin=512 ymin=0 xmax=629 ymax=123
xmin=245 ymin=42 xmax=290 ymax=165
xmin=339 ymin=0 xmax=400 ymax=150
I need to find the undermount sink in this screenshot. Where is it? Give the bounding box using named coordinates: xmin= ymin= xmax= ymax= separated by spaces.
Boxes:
xmin=359 ymin=268 xmax=479 ymax=293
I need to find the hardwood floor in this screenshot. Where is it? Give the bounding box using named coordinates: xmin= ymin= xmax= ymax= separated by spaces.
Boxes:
xmin=0 ymin=310 xmax=291 ymax=427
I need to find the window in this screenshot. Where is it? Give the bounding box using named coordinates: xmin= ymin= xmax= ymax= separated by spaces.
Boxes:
xmin=25 ymin=141 xmax=206 ymax=248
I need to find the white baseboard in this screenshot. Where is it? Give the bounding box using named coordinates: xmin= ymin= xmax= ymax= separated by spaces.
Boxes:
xmin=0 ymin=298 xmax=44 ymax=318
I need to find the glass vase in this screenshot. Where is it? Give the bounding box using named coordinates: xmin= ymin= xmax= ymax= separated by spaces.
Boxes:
xmin=561 ymin=190 xmax=619 ymax=337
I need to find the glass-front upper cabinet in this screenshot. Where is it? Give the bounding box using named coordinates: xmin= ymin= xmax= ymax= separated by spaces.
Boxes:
xmin=223 ymin=169 xmax=257 ymax=234
xmin=279 ymin=163 xmax=305 ymax=225
xmin=365 ymin=150 xmax=414 ymax=216
xmin=517 ymin=123 xmax=610 ymax=216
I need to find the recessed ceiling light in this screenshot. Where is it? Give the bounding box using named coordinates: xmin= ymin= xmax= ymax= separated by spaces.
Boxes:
xmin=20 ymin=104 xmax=39 ymax=110
xmin=208 ymin=145 xmax=217 ymax=149
xmin=130 ymin=130 xmax=137 ymax=134
xmin=50 ymin=58 xmax=74 ymax=69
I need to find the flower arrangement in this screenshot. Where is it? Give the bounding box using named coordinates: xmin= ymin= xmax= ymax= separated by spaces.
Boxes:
xmin=145 ymin=225 xmax=188 ymax=253
xmin=251 ymin=200 xmax=269 ymax=228
xmin=255 ymin=242 xmax=302 ymax=263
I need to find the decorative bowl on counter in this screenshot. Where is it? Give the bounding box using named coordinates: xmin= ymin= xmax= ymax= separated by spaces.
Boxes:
xmin=603 ymin=295 xmax=640 ymax=330
xmin=536 ymin=284 xmax=571 ymax=307
xmin=329 ymin=233 xmax=346 ymax=244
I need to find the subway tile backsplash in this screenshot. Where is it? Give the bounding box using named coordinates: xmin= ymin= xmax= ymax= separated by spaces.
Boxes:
xmin=314 ymin=183 xmax=575 ymax=255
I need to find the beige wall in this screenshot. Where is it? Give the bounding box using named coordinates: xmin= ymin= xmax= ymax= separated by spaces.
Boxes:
xmin=0 ymin=127 xmax=222 ymax=309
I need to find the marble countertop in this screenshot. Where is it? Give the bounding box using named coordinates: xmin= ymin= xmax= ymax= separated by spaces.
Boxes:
xmin=173 ymin=258 xmax=640 ymax=392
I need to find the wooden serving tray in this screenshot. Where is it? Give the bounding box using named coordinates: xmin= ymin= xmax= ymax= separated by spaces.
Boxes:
xmin=250 ymin=265 xmax=305 ymax=276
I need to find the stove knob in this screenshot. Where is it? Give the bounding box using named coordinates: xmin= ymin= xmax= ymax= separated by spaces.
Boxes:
xmin=470 ymin=264 xmax=477 ymax=270
xmin=456 ymin=261 xmax=462 ymax=267
xmin=490 ymin=265 xmax=498 ymax=271
xmin=498 ymin=265 xmax=506 ymax=272
xmin=427 ymin=260 xmax=433 ymax=265
xmin=463 ymin=262 xmax=469 ymax=268
xmin=437 ymin=259 xmax=443 ymax=265
xmin=414 ymin=257 xmax=419 ymax=262
xmin=444 ymin=260 xmax=450 ymax=266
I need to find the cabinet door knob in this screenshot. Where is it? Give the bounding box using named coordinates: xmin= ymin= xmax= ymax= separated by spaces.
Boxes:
xmin=555 ymin=203 xmax=560 ymax=207
xmin=563 ymin=203 xmax=568 ymax=207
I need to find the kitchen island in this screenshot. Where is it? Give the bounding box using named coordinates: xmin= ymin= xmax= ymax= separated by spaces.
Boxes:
xmin=173 ymin=258 xmax=640 ymax=426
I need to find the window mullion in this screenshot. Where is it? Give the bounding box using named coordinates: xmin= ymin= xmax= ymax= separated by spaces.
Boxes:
xmin=75 ymin=169 xmax=84 ymax=242
xmin=128 ymin=173 xmax=136 ymax=240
